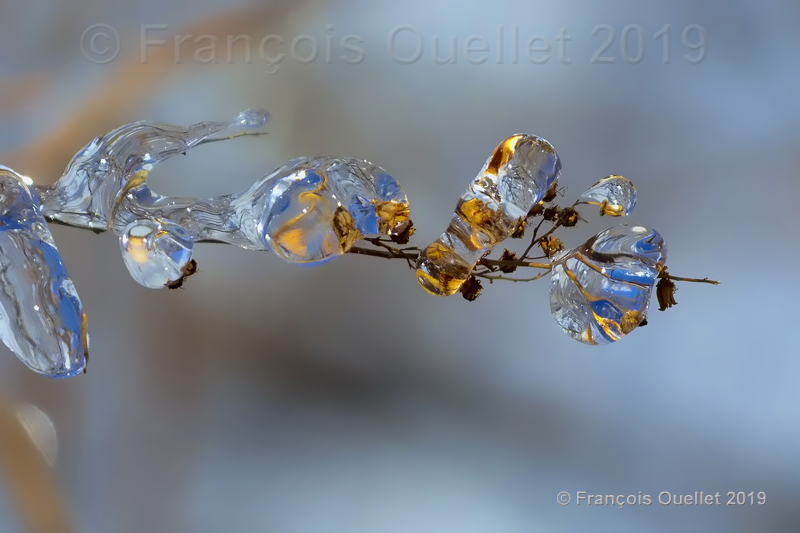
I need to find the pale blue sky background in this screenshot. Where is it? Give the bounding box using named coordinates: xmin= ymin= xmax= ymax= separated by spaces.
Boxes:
xmin=1 ymin=1 xmax=798 ymax=531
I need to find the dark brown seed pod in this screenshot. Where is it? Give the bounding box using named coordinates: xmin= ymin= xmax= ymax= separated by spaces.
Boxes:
xmin=459 ymin=275 xmax=483 ymax=302
xmin=656 ymin=277 xmax=678 ymax=311
xmin=390 ymin=220 xmax=416 ymax=245
xmin=166 ymin=259 xmax=198 ymax=290
xmin=510 ymin=217 xmax=527 ymax=239
xmin=539 ymin=235 xmax=564 ymax=258
xmin=498 ymin=249 xmax=518 ymax=273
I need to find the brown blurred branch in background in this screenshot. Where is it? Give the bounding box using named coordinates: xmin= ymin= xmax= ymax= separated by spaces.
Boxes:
xmin=2 ymin=2 xmax=305 ymax=182
xmin=0 ymin=396 xmax=74 ymax=533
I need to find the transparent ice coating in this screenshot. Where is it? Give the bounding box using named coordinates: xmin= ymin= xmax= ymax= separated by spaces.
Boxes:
xmin=36 ymin=109 xmax=270 ymax=232
xmin=256 ymin=157 xmax=410 ymax=265
xmin=120 ymin=219 xmax=194 ymax=288
xmin=578 ymin=175 xmax=636 ymax=217
xmin=34 ymin=110 xmax=408 ymax=271
xmin=549 ymin=224 xmax=667 ymax=345
xmin=416 ymin=134 xmax=561 ymax=296
xmin=0 ymin=166 xmax=88 ymax=377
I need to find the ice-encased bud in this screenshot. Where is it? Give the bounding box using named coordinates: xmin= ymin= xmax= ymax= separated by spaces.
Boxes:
xmin=579 ymin=175 xmax=636 ymax=217
xmin=258 ymin=157 xmax=410 ymax=265
xmin=416 ymin=134 xmax=561 ymax=296
xmin=549 ymin=224 xmax=666 ymax=345
xmin=236 ymin=108 xmax=270 ymax=127
xmin=120 ymin=219 xmax=194 ymax=288
xmin=0 ymin=166 xmax=88 ymax=377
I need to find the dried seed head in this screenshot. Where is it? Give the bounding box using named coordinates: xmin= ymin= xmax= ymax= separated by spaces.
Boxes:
xmin=543 ymin=206 xmax=560 ymax=222
xmin=390 ymin=220 xmax=416 ymax=245
xmin=498 ymin=249 xmax=517 ymax=273
xmin=510 ymin=217 xmax=527 ymax=239
xmin=558 ymin=207 xmax=580 ymax=227
xmin=527 ymin=203 xmax=545 ymax=218
xmin=459 ymin=275 xmax=483 ymax=302
xmin=539 ymin=235 xmax=564 ymax=258
xmin=166 ymin=259 xmax=198 ymax=290
xmin=656 ymin=277 xmax=678 ymax=311
xmin=542 ymin=181 xmax=559 ymax=203
xmin=332 ymin=206 xmax=362 ymax=253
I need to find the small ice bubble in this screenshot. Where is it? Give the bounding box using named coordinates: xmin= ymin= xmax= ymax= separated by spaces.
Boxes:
xmin=237 ymin=108 xmax=270 ymax=128
xmin=578 ymin=175 xmax=637 ymax=217
xmin=120 ymin=219 xmax=194 ymax=289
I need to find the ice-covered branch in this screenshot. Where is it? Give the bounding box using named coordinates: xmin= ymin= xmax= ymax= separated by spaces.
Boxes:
xmin=0 ymin=110 xmax=717 ymax=378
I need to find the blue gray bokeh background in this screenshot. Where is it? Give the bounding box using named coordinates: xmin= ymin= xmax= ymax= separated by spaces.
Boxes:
xmin=1 ymin=0 xmax=798 ymax=531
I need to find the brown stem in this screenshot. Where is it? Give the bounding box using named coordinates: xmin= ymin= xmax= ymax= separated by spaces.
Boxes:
xmin=475 ymin=270 xmax=550 ymax=283
xmin=661 ymin=272 xmax=721 ymax=285
xmin=348 ymin=244 xmax=552 ymax=272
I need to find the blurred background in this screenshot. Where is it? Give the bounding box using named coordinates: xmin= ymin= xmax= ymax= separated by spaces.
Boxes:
xmin=0 ymin=0 xmax=798 ymax=531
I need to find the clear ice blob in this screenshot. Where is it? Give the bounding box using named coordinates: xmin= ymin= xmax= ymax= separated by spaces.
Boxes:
xmin=0 ymin=166 xmax=89 ymax=377
xmin=236 ymin=108 xmax=270 ymax=127
xmin=35 ymin=109 xmax=271 ymax=232
xmin=416 ymin=134 xmax=561 ymax=296
xmin=255 ymin=157 xmax=410 ymax=265
xmin=33 ymin=111 xmax=409 ymax=269
xmin=578 ymin=175 xmax=636 ymax=217
xmin=120 ymin=219 xmax=194 ymax=289
xmin=549 ymin=224 xmax=666 ymax=345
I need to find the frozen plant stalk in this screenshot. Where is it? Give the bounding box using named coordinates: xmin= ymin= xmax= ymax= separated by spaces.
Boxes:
xmin=0 ymin=109 xmax=414 ymax=377
xmin=415 ymin=134 xmax=561 ymax=296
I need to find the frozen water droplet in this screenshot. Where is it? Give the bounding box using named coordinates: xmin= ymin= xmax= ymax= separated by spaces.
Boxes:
xmin=550 ymin=224 xmax=666 ymax=345
xmin=416 ymin=134 xmax=561 ymax=296
xmin=236 ymin=108 xmax=270 ymax=127
xmin=579 ymin=175 xmax=636 ymax=217
xmin=0 ymin=166 xmax=89 ymax=377
xmin=120 ymin=219 xmax=194 ymax=288
xmin=256 ymin=157 xmax=410 ymax=265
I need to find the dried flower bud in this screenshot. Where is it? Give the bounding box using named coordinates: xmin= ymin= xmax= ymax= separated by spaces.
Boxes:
xmin=498 ymin=249 xmax=518 ymax=273
xmin=167 ymin=259 xmax=199 ymax=290
xmin=620 ymin=310 xmax=643 ymax=334
xmin=390 ymin=220 xmax=416 ymax=244
xmin=527 ymin=203 xmax=545 ymax=218
xmin=539 ymin=235 xmax=564 ymax=258
xmin=510 ymin=217 xmax=527 ymax=239
xmin=543 ymin=206 xmax=560 ymax=222
xmin=656 ymin=277 xmax=678 ymax=311
xmin=459 ymin=275 xmax=483 ymax=302
xmin=542 ymin=181 xmax=559 ymax=203
xmin=558 ymin=207 xmax=580 ymax=227
xmin=332 ymin=206 xmax=362 ymax=253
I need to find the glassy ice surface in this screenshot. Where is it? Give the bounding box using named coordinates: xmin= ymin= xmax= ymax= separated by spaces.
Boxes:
xmin=0 ymin=166 xmax=88 ymax=377
xmin=549 ymin=224 xmax=666 ymax=345
xmin=416 ymin=134 xmax=561 ymax=296
xmin=255 ymin=157 xmax=410 ymax=265
xmin=579 ymin=175 xmax=637 ymax=217
xmin=36 ymin=108 xmax=268 ymax=231
xmin=33 ymin=110 xmax=407 ymax=268
xmin=236 ymin=109 xmax=270 ymax=127
xmin=120 ymin=219 xmax=194 ymax=289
